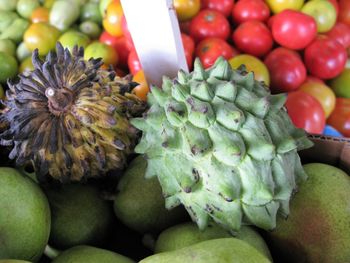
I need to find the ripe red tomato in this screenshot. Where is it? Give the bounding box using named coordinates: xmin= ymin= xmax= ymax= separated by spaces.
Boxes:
xmin=264 ymin=47 xmax=306 ymax=93
xmin=338 ymin=0 xmax=350 ymax=27
xmin=232 ymin=20 xmax=273 ymax=57
xmin=99 ymin=31 xmax=130 ymax=68
xmin=327 ymin=98 xmax=350 ymax=137
xmin=271 ymin=10 xmax=317 ymax=50
xmin=285 ymin=90 xmax=326 ymax=134
xmin=189 ymin=9 xmax=231 ymax=42
xmin=201 ymin=0 xmax=234 ymax=17
xmin=304 ymin=36 xmax=347 ymax=80
xmin=181 ymin=33 xmax=195 ymax=70
xmin=128 ymin=49 xmax=142 ymax=75
xmin=326 ymin=22 xmax=350 ymax=49
xmin=232 ymin=0 xmax=270 ymax=24
xmin=195 ymin=37 xmax=238 ymax=69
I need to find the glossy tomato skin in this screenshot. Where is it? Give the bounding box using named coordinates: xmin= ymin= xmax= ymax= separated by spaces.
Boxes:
xmin=181 ymin=33 xmax=195 ymax=70
xmin=232 ymin=0 xmax=270 ymax=24
xmin=285 ymin=90 xmax=326 ymax=134
xmin=128 ymin=49 xmax=142 ymax=75
xmin=189 ymin=9 xmax=230 ymax=42
xmin=232 ymin=20 xmax=273 ymax=57
xmin=272 ymin=10 xmax=317 ymax=50
xmin=201 ymin=0 xmax=234 ymax=17
xmin=327 ymin=98 xmax=350 ymax=137
xmin=264 ymin=47 xmax=306 ymax=93
xmin=326 ymin=22 xmax=350 ymax=49
xmin=304 ymin=36 xmax=347 ymax=80
xmin=266 ymin=0 xmax=304 ymax=14
xmin=173 ymin=0 xmax=201 ymax=22
xmin=195 ymin=37 xmax=238 ymax=69
xmin=103 ymin=0 xmax=124 ymax=37
xmin=338 ymin=0 xmax=350 ymax=27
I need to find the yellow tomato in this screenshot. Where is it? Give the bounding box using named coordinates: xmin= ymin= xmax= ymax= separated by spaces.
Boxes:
xmin=265 ymin=0 xmax=304 ymax=14
xmin=102 ymin=0 xmax=124 ymax=37
xmin=24 ymin=22 xmax=60 ymax=56
xmin=229 ymin=54 xmax=270 ymax=87
xmin=173 ymin=0 xmax=201 ymax=21
xmin=132 ymin=70 xmax=149 ymax=101
xmin=30 ymin=7 xmax=50 ymax=23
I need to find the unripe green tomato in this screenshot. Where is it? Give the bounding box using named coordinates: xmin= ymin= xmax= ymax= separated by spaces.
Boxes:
xmin=79 ymin=20 xmax=101 ymax=39
xmin=0 ymin=52 xmax=18 ymax=83
xmin=302 ymin=0 xmax=336 ymax=33
xmin=19 ymin=55 xmax=34 ymax=75
xmin=16 ymin=0 xmax=40 ymax=19
xmin=80 ymin=2 xmax=102 ymax=23
xmin=84 ymin=41 xmax=118 ymax=67
xmin=329 ymin=68 xmax=350 ymax=98
xmin=49 ymin=0 xmax=80 ymax=31
xmin=58 ymin=30 xmax=90 ymax=52
xmin=16 ymin=41 xmax=31 ymax=61
xmin=0 ymin=0 xmax=18 ymax=11
xmin=0 ymin=39 xmax=16 ymax=56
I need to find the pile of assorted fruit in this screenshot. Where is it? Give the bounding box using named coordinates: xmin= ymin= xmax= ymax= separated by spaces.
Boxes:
xmin=0 ymin=0 xmax=349 ymax=263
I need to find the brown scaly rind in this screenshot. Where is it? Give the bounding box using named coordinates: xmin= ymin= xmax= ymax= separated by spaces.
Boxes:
xmin=0 ymin=42 xmax=146 ymax=183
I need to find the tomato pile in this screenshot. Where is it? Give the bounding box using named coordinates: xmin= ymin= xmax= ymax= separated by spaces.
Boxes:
xmin=102 ymin=0 xmax=350 ymax=137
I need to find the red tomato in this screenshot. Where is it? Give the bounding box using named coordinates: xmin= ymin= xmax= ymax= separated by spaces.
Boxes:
xmin=127 ymin=49 xmax=142 ymax=75
xmin=201 ymin=0 xmax=234 ymax=17
xmin=121 ymin=15 xmax=135 ymax=51
xmin=264 ymin=47 xmax=306 ymax=93
xmin=189 ymin=9 xmax=231 ymax=42
xmin=180 ymin=20 xmax=191 ymax=34
xmin=271 ymin=10 xmax=317 ymax=50
xmin=338 ymin=0 xmax=350 ymax=27
xmin=304 ymin=36 xmax=347 ymax=80
xmin=285 ymin=90 xmax=326 ymax=134
xmin=181 ymin=33 xmax=195 ymax=70
xmin=327 ymin=98 xmax=350 ymax=137
xmin=99 ymin=31 xmax=130 ymax=69
xmin=232 ymin=0 xmax=270 ymax=24
xmin=326 ymin=22 xmax=350 ymax=49
xmin=232 ymin=20 xmax=273 ymax=57
xmin=195 ymin=37 xmax=238 ymax=69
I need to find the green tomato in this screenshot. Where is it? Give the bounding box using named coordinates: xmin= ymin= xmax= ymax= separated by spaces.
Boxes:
xmin=16 ymin=0 xmax=40 ymax=19
xmin=58 ymin=30 xmax=90 ymax=52
xmin=265 ymin=0 xmax=304 ymax=14
xmin=302 ymin=0 xmax=336 ymax=33
xmin=19 ymin=55 xmax=34 ymax=75
xmin=0 ymin=52 xmax=18 ymax=83
xmin=0 ymin=39 xmax=16 ymax=56
xmin=0 ymin=0 xmax=18 ymax=11
xmin=16 ymin=41 xmax=31 ymax=61
xmin=84 ymin=41 xmax=118 ymax=67
xmin=79 ymin=20 xmax=101 ymax=39
xmin=329 ymin=68 xmax=350 ymax=98
xmin=80 ymin=2 xmax=102 ymax=23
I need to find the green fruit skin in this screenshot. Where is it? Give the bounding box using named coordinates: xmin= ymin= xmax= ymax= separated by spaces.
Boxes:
xmin=329 ymin=68 xmax=350 ymax=98
xmin=154 ymin=222 xmax=272 ymax=260
xmin=0 ymin=52 xmax=18 ymax=84
xmin=113 ymin=156 xmax=189 ymax=233
xmin=141 ymin=238 xmax=271 ymax=263
xmin=0 ymin=11 xmax=18 ymax=33
xmin=0 ymin=260 xmax=31 ymax=263
xmin=0 ymin=84 xmax=4 ymax=99
xmin=0 ymin=39 xmax=16 ymax=56
xmin=0 ymin=18 xmax=29 ymax=43
xmin=52 ymin=246 xmax=134 ymax=263
xmin=79 ymin=20 xmax=101 ymax=39
xmin=58 ymin=30 xmax=90 ymax=52
xmin=99 ymin=0 xmax=112 ymax=17
xmin=267 ymin=163 xmax=350 ymax=263
xmin=0 ymin=167 xmax=51 ymax=261
xmin=49 ymin=0 xmax=80 ymax=31
xmin=16 ymin=42 xmax=31 ymax=62
xmin=16 ymin=0 xmax=40 ymax=19
xmin=45 ymin=184 xmax=115 ymax=249
xmin=80 ymin=2 xmax=102 ymax=23
xmin=0 ymin=0 xmax=17 ymax=11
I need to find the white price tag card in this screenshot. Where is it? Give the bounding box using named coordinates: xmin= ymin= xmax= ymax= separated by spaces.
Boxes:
xmin=120 ymin=0 xmax=188 ymax=87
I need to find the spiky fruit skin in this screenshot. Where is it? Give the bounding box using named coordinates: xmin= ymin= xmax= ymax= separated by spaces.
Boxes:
xmin=0 ymin=43 xmax=146 ymax=182
xmin=131 ymin=57 xmax=313 ymax=232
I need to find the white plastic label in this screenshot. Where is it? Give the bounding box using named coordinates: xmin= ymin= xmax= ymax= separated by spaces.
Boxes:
xmin=120 ymin=0 xmax=188 ymax=87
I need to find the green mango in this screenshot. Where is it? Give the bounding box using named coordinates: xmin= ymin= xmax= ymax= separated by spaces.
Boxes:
xmin=140 ymin=238 xmax=271 ymax=263
xmin=49 ymin=0 xmax=79 ymax=31
xmin=0 ymin=0 xmax=17 ymax=11
xmin=0 ymin=167 xmax=51 ymax=261
xmin=0 ymin=11 xmax=18 ymax=33
xmin=45 ymin=184 xmax=115 ymax=249
xmin=0 ymin=18 xmax=29 ymax=43
xmin=52 ymin=246 xmax=134 ymax=263
xmin=113 ymin=156 xmax=189 ymax=233
xmin=267 ymin=163 xmax=350 ymax=263
xmin=154 ymin=222 xmax=272 ymax=260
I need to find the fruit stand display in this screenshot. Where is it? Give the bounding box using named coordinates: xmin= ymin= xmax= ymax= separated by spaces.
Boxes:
xmin=0 ymin=0 xmax=349 ymax=263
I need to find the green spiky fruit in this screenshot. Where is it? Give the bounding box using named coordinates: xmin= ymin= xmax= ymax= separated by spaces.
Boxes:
xmin=0 ymin=42 xmax=146 ymax=182
xmin=131 ymin=57 xmax=313 ymax=232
